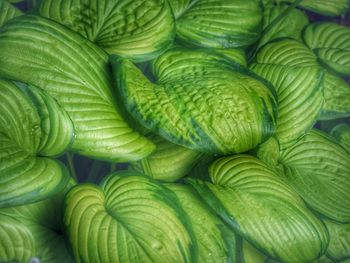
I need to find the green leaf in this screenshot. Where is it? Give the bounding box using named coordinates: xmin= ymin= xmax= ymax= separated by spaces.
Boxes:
xmin=323 ymin=219 xmax=350 ymax=261
xmin=131 ymin=134 xmax=202 ymax=182
xmin=64 ymin=172 xmax=196 ymax=262
xmin=38 ymin=0 xmax=175 ymax=62
xmin=282 ymin=0 xmax=350 ymax=16
xmin=112 ymin=48 xmax=277 ymax=155
xmin=331 ymin=123 xmax=350 ymax=154
xmin=167 ymin=0 xmax=190 ymax=19
xmin=0 ymin=0 xmax=22 ymax=27
xmin=0 ymin=79 xmax=71 ymax=207
xmin=240 ymin=240 xmax=266 ymax=263
xmin=303 ymin=23 xmax=350 ymax=76
xmin=211 ymin=48 xmax=247 ymax=67
xmin=174 ymin=0 xmax=263 ymax=48
xmin=318 ymin=71 xmax=350 ymax=120
xmin=0 ymin=182 xmax=75 ymax=262
xmin=187 ymin=155 xmax=328 ymax=263
xmin=259 ymin=4 xmax=308 ymax=49
xmin=166 ymin=183 xmax=237 ymax=263
xmin=279 ymin=129 xmax=350 ymax=223
xmin=251 ymin=39 xmax=324 ymax=149
xmin=0 ymin=15 xmax=155 ymax=162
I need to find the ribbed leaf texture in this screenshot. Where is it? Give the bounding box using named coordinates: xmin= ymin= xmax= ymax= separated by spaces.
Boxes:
xmin=188 ymin=155 xmax=328 ymax=263
xmin=64 ymin=172 xmax=196 ymax=262
xmin=304 ymin=23 xmax=350 ymax=76
xmin=174 ymin=0 xmax=262 ymax=48
xmin=251 ymin=39 xmax=323 ymax=149
xmin=283 ymin=0 xmax=350 ymax=16
xmin=0 ymin=15 xmax=155 ymax=162
xmin=279 ymin=129 xmax=350 ymax=223
xmin=331 ymin=123 xmax=350 ymax=154
xmin=0 ymin=0 xmax=22 ymax=26
xmin=166 ymin=184 xmax=237 ymax=263
xmin=0 ymin=79 xmax=71 ymax=207
xmin=112 ymin=48 xmax=277 ymax=155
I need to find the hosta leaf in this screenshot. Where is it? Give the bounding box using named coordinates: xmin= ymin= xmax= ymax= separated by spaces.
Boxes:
xmin=323 ymin=219 xmax=350 ymax=261
xmin=0 ymin=15 xmax=155 ymax=162
xmin=0 ymin=79 xmax=71 ymax=207
xmin=331 ymin=123 xmax=350 ymax=153
xmin=187 ymin=155 xmax=328 ymax=263
xmin=166 ymin=184 xmax=237 ymax=263
xmin=319 ymin=71 xmax=350 ymax=120
xmin=174 ymin=0 xmax=263 ymax=48
xmin=283 ymin=0 xmax=350 ymax=16
xmin=167 ymin=0 xmax=190 ymax=18
xmin=0 ymin=182 xmax=75 ymax=262
xmin=131 ymin=134 xmax=202 ymax=182
xmin=213 ymin=48 xmax=247 ymax=67
xmin=240 ymin=240 xmax=266 ymax=263
xmin=279 ymin=129 xmax=350 ymax=223
xmin=64 ymin=172 xmax=196 ymax=263
xmin=38 ymin=0 xmax=175 ymax=62
xmin=0 ymin=0 xmax=22 ymax=27
xmin=259 ymin=4 xmax=308 ymax=48
xmin=251 ymin=39 xmax=323 ymax=149
xmin=304 ymin=23 xmax=350 ymax=76
xmin=112 ymin=48 xmax=276 ymax=155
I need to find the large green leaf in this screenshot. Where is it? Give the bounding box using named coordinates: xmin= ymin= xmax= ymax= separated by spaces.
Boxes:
xmin=258 ymin=4 xmax=308 ymax=48
xmin=38 ymin=0 xmax=175 ymax=62
xmin=279 ymin=129 xmax=350 ymax=223
xmin=112 ymin=48 xmax=277 ymax=155
xmin=0 ymin=15 xmax=155 ymax=162
xmin=304 ymin=23 xmax=350 ymax=76
xmin=282 ymin=0 xmax=350 ymax=16
xmin=318 ymin=71 xmax=350 ymax=120
xmin=323 ymin=219 xmax=350 ymax=261
xmin=167 ymin=0 xmax=190 ymax=19
xmin=331 ymin=123 xmax=350 ymax=153
xmin=0 ymin=181 xmax=75 ymax=262
xmin=188 ymin=155 xmax=328 ymax=263
xmin=64 ymin=172 xmax=196 ymax=262
xmin=0 ymin=79 xmax=72 ymax=207
xmin=131 ymin=134 xmax=202 ymax=182
xmin=251 ymin=39 xmax=324 ymax=149
xmin=0 ymin=0 xmax=22 ymax=27
xmin=166 ymin=183 xmax=237 ymax=263
xmin=174 ymin=0 xmax=262 ymax=48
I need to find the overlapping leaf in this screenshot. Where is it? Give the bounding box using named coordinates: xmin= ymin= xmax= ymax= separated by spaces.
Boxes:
xmin=283 ymin=0 xmax=350 ymax=16
xmin=112 ymin=48 xmax=277 ymax=155
xmin=0 ymin=0 xmax=22 ymax=26
xmin=188 ymin=155 xmax=328 ymax=263
xmin=331 ymin=124 xmax=350 ymax=153
xmin=174 ymin=0 xmax=263 ymax=48
xmin=0 ymin=79 xmax=71 ymax=207
xmin=131 ymin=134 xmax=202 ymax=182
xmin=279 ymin=129 xmax=350 ymax=223
xmin=64 ymin=172 xmax=196 ymax=262
xmin=251 ymin=39 xmax=324 ymax=149
xmin=239 ymin=240 xmax=266 ymax=263
xmin=304 ymin=23 xmax=350 ymax=76
xmin=319 ymin=71 xmax=350 ymax=120
xmin=0 ymin=15 xmax=155 ymax=162
xmin=166 ymin=184 xmax=237 ymax=262
xmin=38 ymin=0 xmax=175 ymax=62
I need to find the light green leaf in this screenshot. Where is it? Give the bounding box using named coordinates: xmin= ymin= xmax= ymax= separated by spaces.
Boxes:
xmin=166 ymin=183 xmax=237 ymax=263
xmin=304 ymin=23 xmax=350 ymax=76
xmin=0 ymin=15 xmax=155 ymax=162
xmin=251 ymin=39 xmax=324 ymax=149
xmin=259 ymin=4 xmax=308 ymax=48
xmin=0 ymin=79 xmax=71 ymax=207
xmin=279 ymin=129 xmax=350 ymax=223
xmin=212 ymin=48 xmax=247 ymax=67
xmin=187 ymin=155 xmax=328 ymax=263
xmin=175 ymin=0 xmax=263 ymax=48
xmin=131 ymin=134 xmax=202 ymax=182
xmin=112 ymin=48 xmax=277 ymax=155
xmin=0 ymin=0 xmax=22 ymax=27
xmin=167 ymin=0 xmax=190 ymax=18
xmin=319 ymin=71 xmax=350 ymax=120
xmin=240 ymin=240 xmax=266 ymax=263
xmin=331 ymin=123 xmax=350 ymax=153
xmin=64 ymin=172 xmax=196 ymax=263
xmin=282 ymin=0 xmax=350 ymax=16
xmin=38 ymin=0 xmax=175 ymax=62
xmin=323 ymin=219 xmax=350 ymax=261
